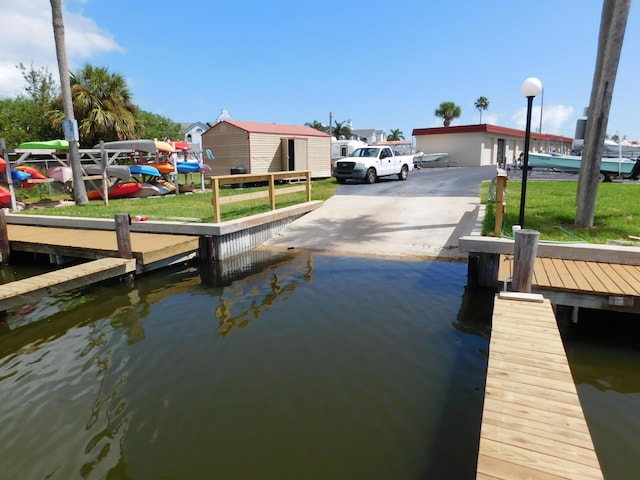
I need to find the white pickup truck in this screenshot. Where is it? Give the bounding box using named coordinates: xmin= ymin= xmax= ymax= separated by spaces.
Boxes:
xmin=332 ymin=146 xmax=414 ymax=184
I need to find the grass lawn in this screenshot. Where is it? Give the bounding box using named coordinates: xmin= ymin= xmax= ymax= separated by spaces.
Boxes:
xmin=482 ymin=179 xmax=640 ymax=244
xmin=17 ymin=178 xmax=340 ymax=223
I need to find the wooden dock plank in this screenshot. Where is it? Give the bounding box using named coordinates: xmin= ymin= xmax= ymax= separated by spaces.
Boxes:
xmin=0 ymin=257 xmax=136 ymax=311
xmin=478 ymin=296 xmax=603 ymax=479
xmin=562 ymin=259 xmax=596 ymax=293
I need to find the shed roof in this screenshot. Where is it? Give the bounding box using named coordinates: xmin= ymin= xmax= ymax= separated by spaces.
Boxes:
xmin=216 ymin=120 xmax=330 ymax=138
xmin=412 ymin=124 xmax=572 ymax=143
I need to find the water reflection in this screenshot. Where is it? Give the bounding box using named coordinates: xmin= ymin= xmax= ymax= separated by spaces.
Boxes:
xmin=0 ymin=254 xmax=490 ymax=479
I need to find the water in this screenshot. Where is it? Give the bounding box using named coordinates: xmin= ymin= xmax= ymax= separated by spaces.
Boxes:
xmin=2 ymin=253 xmax=638 ymax=480
xmin=0 ymin=253 xmax=491 ymax=480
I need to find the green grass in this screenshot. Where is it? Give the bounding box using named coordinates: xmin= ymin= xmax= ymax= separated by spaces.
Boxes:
xmin=482 ymin=179 xmax=640 ymax=244
xmin=18 ymin=178 xmax=340 ymax=222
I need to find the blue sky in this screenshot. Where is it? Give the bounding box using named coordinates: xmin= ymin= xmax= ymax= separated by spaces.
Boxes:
xmin=1 ymin=0 xmax=638 ymax=141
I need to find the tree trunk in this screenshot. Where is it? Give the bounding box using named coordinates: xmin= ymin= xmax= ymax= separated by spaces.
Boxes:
xmin=575 ymin=0 xmax=630 ymax=227
xmin=50 ymin=0 xmax=88 ymax=205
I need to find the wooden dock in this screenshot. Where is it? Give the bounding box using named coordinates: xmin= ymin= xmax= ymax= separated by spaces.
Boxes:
xmin=499 ymin=254 xmax=640 ymax=312
xmin=0 ymin=257 xmax=136 ymax=312
xmin=477 ymin=295 xmax=603 ymax=479
xmin=7 ymin=224 xmax=200 ymax=271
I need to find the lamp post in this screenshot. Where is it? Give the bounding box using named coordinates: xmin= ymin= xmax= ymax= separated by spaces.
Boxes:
xmin=518 ymin=77 xmax=543 ymax=228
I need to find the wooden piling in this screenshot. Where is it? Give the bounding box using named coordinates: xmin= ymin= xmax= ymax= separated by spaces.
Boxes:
xmin=0 ymin=210 xmax=9 ymax=264
xmin=494 ymin=172 xmax=507 ymax=236
xmin=512 ymin=229 xmax=539 ymax=293
xmin=114 ymin=213 xmax=133 ymax=259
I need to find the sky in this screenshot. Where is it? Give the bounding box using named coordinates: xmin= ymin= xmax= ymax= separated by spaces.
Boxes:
xmin=1 ymin=0 xmax=639 ymax=142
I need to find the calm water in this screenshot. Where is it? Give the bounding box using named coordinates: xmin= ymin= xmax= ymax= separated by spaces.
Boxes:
xmin=0 ymin=253 xmax=492 ymax=480
xmin=0 ymin=253 xmax=638 ymax=479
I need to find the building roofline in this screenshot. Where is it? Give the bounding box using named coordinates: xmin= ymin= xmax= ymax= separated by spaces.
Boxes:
xmin=412 ymin=124 xmax=572 ymax=143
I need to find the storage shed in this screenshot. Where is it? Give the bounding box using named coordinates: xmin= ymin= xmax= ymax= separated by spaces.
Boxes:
xmin=412 ymin=124 xmax=572 ymax=167
xmin=201 ymin=120 xmax=332 ymax=178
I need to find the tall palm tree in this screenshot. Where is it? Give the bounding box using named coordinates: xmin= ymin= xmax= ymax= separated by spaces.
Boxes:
xmin=332 ymin=120 xmax=352 ymax=140
xmin=387 ymin=129 xmax=404 ymax=141
xmin=50 ymin=64 xmax=138 ymax=147
xmin=474 ymin=96 xmax=489 ymax=124
xmin=49 ymin=0 xmax=88 ymax=204
xmin=434 ymin=101 xmax=461 ymax=127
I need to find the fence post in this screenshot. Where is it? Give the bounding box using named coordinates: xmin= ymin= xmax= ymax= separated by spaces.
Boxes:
xmin=211 ymin=177 xmax=221 ymax=223
xmin=494 ymin=172 xmax=507 ymax=236
xmin=269 ymin=174 xmax=276 ymax=210
xmin=512 ymin=229 xmax=539 ymax=293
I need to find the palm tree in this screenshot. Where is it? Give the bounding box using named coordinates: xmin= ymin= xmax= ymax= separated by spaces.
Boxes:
xmin=387 ymin=129 xmax=404 ymax=141
xmin=50 ymin=64 xmax=138 ymax=147
xmin=49 ymin=0 xmax=88 ymax=204
xmin=474 ymin=96 xmax=489 ymax=124
xmin=434 ymin=101 xmax=461 ymax=127
xmin=304 ymin=120 xmax=328 ymax=133
xmin=332 ymin=120 xmax=352 ymax=140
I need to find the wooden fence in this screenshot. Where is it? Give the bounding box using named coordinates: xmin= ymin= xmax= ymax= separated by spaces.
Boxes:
xmin=210 ymin=170 xmax=312 ymax=223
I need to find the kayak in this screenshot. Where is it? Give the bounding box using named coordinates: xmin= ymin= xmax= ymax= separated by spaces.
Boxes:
xmin=15 ymin=165 xmax=48 ymax=188
xmin=128 ymin=165 xmax=161 ymax=177
xmin=47 ymin=166 xmax=73 ymax=183
xmin=11 ymin=169 xmax=31 ymax=182
xmin=0 ymin=186 xmax=11 ymax=206
xmin=144 ymin=163 xmax=175 ymax=174
xmin=18 ymin=139 xmax=69 ymax=150
xmin=87 ymin=182 xmax=142 ymax=200
xmin=93 ymin=139 xmax=156 ymax=153
xmin=176 ymin=162 xmax=201 ymax=173
xmin=83 ymin=164 xmax=132 ymax=180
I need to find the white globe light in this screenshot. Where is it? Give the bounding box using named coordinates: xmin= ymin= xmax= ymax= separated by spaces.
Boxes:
xmin=521 ymin=77 xmax=543 ymax=97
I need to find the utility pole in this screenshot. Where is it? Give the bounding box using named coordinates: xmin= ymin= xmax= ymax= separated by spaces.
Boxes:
xmin=329 ymin=112 xmax=333 ymax=139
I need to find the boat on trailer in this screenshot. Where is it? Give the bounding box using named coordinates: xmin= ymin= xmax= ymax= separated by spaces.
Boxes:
xmin=527 ymin=152 xmax=640 ymax=182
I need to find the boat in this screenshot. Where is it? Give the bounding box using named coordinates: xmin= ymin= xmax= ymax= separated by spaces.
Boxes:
xmin=87 ymin=182 xmax=143 ymax=200
xmin=128 ymin=165 xmax=161 ymax=177
xmin=127 ymin=182 xmax=166 ymax=198
xmin=528 ymin=152 xmax=640 ymax=181
xmin=93 ymin=140 xmax=156 ymax=153
xmin=0 ymin=186 xmax=11 ymax=206
xmin=47 ymin=166 xmax=73 ymax=183
xmin=176 ymin=162 xmax=201 ymax=173
xmin=144 ymin=163 xmax=175 ymax=174
xmin=413 ymin=152 xmax=449 ymax=169
xmin=11 ymin=169 xmax=31 ymax=182
xmin=18 ymin=139 xmax=69 ymax=150
xmin=154 ymin=140 xmax=175 ymax=153
xmin=83 ymin=164 xmax=132 ymax=181
xmin=15 ymin=165 xmax=48 ymax=188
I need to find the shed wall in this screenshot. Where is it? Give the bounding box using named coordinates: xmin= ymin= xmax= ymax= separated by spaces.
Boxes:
xmin=201 ymin=123 xmax=250 ymax=176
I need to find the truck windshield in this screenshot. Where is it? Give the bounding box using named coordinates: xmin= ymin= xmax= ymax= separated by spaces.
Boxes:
xmin=350 ymin=148 xmax=379 ymax=158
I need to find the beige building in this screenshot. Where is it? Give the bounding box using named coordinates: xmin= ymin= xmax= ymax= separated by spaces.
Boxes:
xmin=412 ymin=124 xmax=573 ymax=167
xmin=201 ymin=120 xmax=332 ymax=177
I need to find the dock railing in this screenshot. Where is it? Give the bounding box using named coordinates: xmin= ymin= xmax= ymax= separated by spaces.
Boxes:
xmin=210 ymin=170 xmax=312 ymax=223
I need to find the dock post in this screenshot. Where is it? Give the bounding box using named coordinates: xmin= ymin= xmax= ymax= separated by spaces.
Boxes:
xmin=0 ymin=210 xmax=9 ymax=264
xmin=512 ymin=229 xmax=539 ymax=293
xmin=198 ymin=235 xmax=215 ymax=263
xmin=494 ymin=172 xmax=507 ymax=236
xmin=114 ymin=213 xmax=133 ymax=259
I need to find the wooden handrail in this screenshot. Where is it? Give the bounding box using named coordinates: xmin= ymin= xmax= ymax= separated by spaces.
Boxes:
xmin=210 ymin=170 xmax=312 ymax=223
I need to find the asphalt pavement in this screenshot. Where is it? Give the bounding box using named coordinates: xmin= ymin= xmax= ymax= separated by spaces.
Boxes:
xmin=261 ymin=166 xmax=497 ymax=260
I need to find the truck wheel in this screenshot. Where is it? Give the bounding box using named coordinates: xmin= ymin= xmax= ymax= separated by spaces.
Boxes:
xmin=398 ymin=165 xmax=409 ymax=181
xmin=598 ymin=172 xmax=609 ymax=183
xmin=364 ymin=168 xmax=377 ymax=184
xmin=336 ymin=178 xmax=346 ymax=184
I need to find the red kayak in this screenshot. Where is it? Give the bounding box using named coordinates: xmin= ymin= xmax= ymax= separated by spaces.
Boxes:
xmin=0 ymin=186 xmax=11 ymax=206
xmin=87 ymin=182 xmax=142 ymax=200
xmin=16 ymin=165 xmax=48 ymax=188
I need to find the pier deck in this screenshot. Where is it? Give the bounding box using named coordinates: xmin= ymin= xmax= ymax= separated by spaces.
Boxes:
xmin=477 ymin=295 xmax=603 ymax=479
xmin=7 ymin=224 xmax=200 ymax=269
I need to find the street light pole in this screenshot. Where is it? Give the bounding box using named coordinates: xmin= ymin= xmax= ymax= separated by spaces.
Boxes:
xmin=518 ymin=77 xmax=543 ymax=228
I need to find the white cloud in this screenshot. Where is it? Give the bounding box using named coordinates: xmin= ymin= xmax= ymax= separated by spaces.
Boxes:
xmin=0 ymin=0 xmax=122 ymax=98
xmin=512 ymin=104 xmax=574 ymax=135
